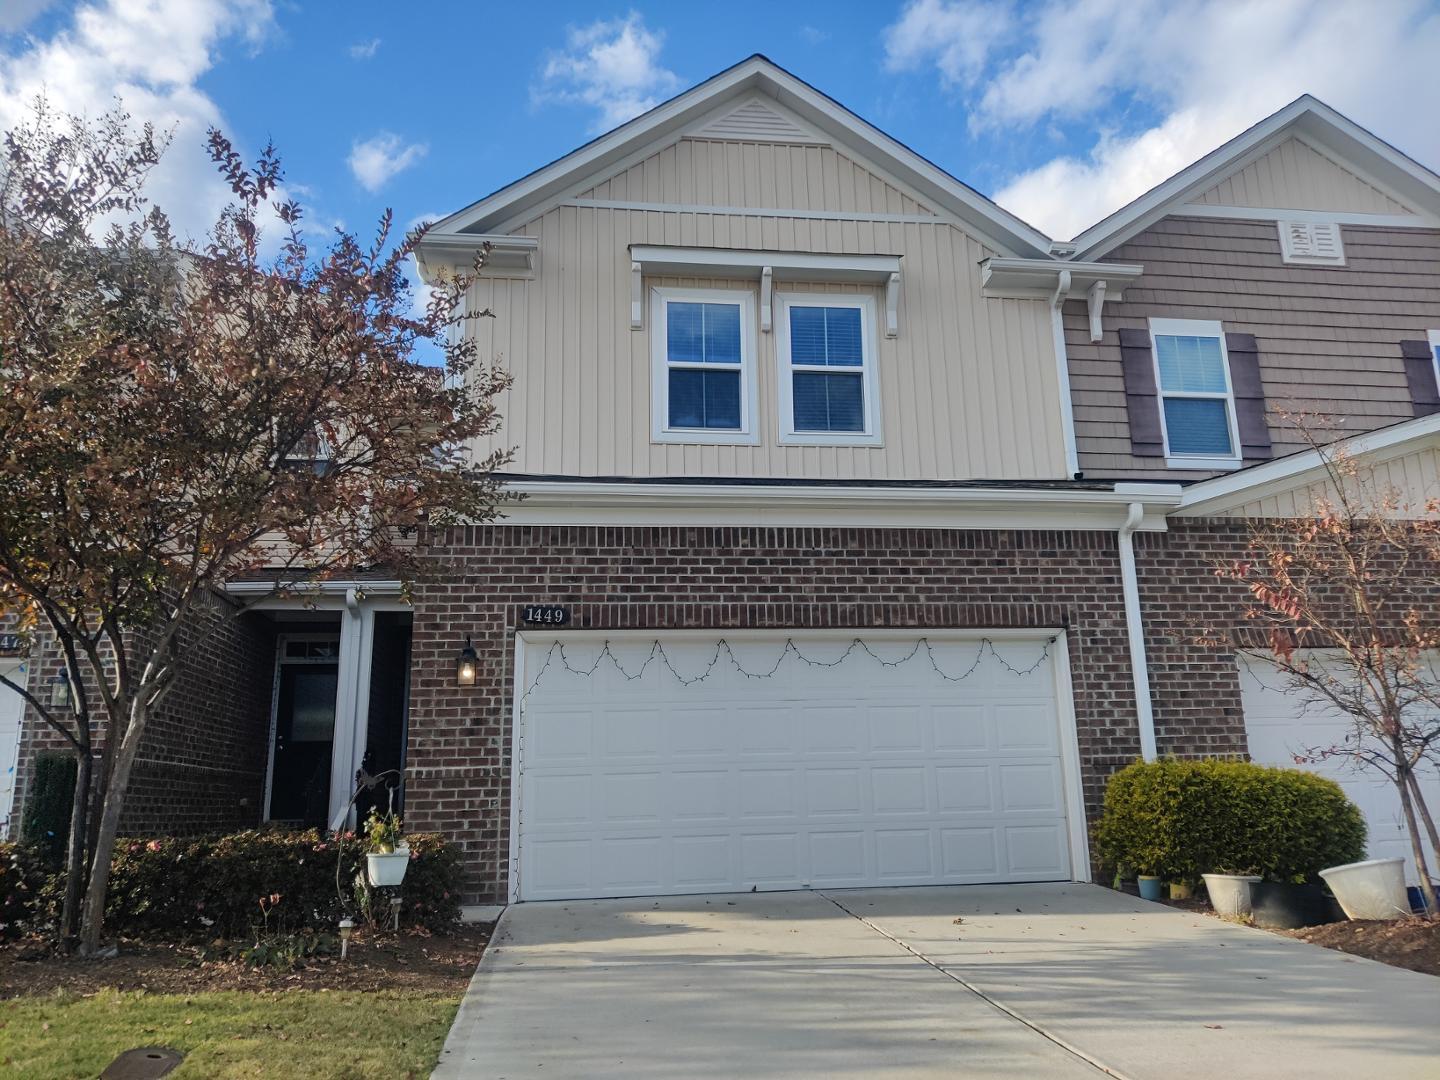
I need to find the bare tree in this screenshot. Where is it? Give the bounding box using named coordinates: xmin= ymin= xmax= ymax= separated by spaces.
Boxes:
xmin=1222 ymin=420 xmax=1440 ymax=917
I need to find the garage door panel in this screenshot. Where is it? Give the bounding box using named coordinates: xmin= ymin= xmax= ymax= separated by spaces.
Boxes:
xmin=517 ymin=634 xmax=1075 ymax=901
xmin=1239 ymin=655 xmax=1440 ymax=884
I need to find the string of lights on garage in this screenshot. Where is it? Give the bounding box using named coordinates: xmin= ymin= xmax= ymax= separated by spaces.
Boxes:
xmin=519 ymin=635 xmax=1056 ymax=711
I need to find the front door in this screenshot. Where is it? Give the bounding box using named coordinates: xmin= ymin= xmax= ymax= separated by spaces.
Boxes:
xmin=268 ymin=637 xmax=341 ymax=826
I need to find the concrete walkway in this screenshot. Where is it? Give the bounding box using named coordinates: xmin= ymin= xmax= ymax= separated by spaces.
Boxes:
xmin=433 ymin=884 xmax=1440 ymax=1079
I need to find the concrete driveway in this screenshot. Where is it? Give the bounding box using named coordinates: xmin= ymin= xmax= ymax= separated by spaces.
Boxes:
xmin=433 ymin=884 xmax=1439 ymax=1079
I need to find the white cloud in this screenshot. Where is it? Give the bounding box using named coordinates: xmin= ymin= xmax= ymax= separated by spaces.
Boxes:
xmin=883 ymin=0 xmax=1013 ymax=87
xmin=535 ymin=12 xmax=681 ymax=133
xmin=0 ymin=0 xmax=276 ymax=242
xmin=348 ymin=131 xmax=427 ymax=192
xmin=883 ymin=0 xmax=1440 ymax=241
xmin=0 ymin=0 xmax=59 ymax=34
xmin=348 ymin=37 xmax=380 ymax=60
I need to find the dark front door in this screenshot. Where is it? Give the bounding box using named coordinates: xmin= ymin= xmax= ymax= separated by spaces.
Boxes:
xmin=268 ymin=662 xmax=339 ymax=825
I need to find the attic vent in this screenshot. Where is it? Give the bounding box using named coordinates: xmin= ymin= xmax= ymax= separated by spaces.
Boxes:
xmin=690 ymin=99 xmax=822 ymax=144
xmin=1278 ymin=220 xmax=1345 ymax=266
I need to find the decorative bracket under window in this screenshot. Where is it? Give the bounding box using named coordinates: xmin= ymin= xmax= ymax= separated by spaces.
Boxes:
xmin=630 ymin=261 xmax=643 ymax=330
xmin=760 ymin=266 xmax=773 ymax=333
xmin=1086 ymin=279 xmax=1107 ymax=343
xmin=885 ymin=273 xmax=900 ymax=339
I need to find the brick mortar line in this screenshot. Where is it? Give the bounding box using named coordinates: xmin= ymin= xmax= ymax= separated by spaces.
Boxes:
xmin=818 ymin=890 xmax=1130 ymax=1080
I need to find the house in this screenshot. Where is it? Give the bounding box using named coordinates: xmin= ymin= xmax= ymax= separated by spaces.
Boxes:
xmin=6 ymin=56 xmax=1439 ymax=905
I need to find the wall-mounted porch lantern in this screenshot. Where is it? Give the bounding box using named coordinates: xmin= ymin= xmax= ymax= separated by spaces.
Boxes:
xmin=456 ymin=636 xmax=478 ymax=687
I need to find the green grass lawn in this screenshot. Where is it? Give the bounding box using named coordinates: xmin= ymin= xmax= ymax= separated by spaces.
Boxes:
xmin=0 ymin=988 xmax=461 ymax=1079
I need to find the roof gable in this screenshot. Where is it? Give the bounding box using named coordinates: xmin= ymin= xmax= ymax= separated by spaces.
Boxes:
xmin=427 ymin=55 xmax=1052 ymax=257
xmin=1069 ymin=96 xmax=1440 ymax=261
xmin=1190 ymin=135 xmax=1417 ymax=216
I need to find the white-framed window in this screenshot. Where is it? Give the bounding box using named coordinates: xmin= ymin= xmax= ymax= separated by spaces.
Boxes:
xmin=1430 ymin=329 xmax=1440 ymax=386
xmin=776 ymin=294 xmax=882 ymax=446
xmin=1149 ymin=317 xmax=1241 ymax=470
xmin=650 ymin=287 xmax=759 ymax=445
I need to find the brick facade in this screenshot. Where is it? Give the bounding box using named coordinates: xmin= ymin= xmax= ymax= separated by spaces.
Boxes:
xmin=405 ymin=523 xmax=1160 ymax=904
xmin=12 ymin=596 xmax=274 ymax=837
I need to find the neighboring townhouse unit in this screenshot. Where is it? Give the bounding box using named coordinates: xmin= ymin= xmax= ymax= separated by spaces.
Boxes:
xmin=5 ymin=56 xmax=1438 ymax=905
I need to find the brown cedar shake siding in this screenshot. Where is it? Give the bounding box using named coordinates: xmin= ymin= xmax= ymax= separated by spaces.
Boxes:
xmin=1066 ymin=215 xmax=1440 ymax=480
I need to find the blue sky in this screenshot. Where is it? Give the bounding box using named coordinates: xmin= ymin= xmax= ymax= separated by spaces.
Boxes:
xmin=1 ymin=1 xmax=1437 ymax=259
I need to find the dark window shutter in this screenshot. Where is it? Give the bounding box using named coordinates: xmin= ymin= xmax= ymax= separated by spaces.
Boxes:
xmin=1118 ymin=327 xmax=1164 ymax=457
xmin=1225 ymin=332 xmax=1271 ymax=460
xmin=1400 ymin=340 xmax=1440 ymax=417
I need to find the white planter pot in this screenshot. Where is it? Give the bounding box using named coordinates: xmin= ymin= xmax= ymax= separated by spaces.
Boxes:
xmin=366 ymin=847 xmax=411 ymax=888
xmin=1319 ymin=858 xmax=1408 ymax=921
xmin=1203 ymin=873 xmax=1261 ymax=918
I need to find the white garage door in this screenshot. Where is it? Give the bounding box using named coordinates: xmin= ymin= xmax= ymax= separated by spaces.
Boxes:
xmin=514 ymin=633 xmax=1080 ymax=902
xmin=1239 ymin=656 xmax=1440 ymax=884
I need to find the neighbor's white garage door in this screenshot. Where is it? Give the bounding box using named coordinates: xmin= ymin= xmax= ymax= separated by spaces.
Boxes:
xmin=514 ymin=634 xmax=1078 ymax=902
xmin=1239 ymin=656 xmax=1440 ymax=884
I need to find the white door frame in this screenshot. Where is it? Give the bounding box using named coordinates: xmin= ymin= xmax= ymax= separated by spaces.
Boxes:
xmin=0 ymin=657 xmax=28 ymax=840
xmin=506 ymin=627 xmax=1091 ymax=904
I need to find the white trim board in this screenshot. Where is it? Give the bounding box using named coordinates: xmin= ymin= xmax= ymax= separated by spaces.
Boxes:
xmin=1172 ymin=204 xmax=1434 ymax=228
xmin=495 ymin=479 xmax=1182 ymax=531
xmin=563 ymin=198 xmax=943 ymax=225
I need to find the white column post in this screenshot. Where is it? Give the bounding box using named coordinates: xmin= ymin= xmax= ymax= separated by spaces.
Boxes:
xmin=327 ymin=590 xmax=376 ymax=830
xmin=1118 ymin=503 xmax=1158 ymax=761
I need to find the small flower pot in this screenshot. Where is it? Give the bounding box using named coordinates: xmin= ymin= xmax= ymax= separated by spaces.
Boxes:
xmin=1203 ymin=873 xmax=1261 ymax=918
xmin=1319 ymin=858 xmax=1408 ymax=921
xmin=1137 ymin=875 xmax=1164 ymax=901
xmin=1169 ymin=881 xmax=1193 ymax=901
xmin=366 ymin=846 xmax=411 ymax=887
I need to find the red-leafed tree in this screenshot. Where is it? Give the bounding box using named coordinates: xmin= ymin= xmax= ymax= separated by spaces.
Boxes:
xmin=1221 ymin=430 xmax=1440 ymax=918
xmin=0 ymin=101 xmax=511 ymax=954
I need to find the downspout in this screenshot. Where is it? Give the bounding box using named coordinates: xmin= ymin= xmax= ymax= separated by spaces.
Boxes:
xmin=1118 ymin=502 xmax=1158 ymax=761
xmin=1049 ymin=269 xmax=1081 ymax=478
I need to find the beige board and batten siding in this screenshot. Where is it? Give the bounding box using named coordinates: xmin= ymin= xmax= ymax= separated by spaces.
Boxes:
xmin=464 ymin=138 xmax=1068 ymax=481
xmin=1198 ymin=444 xmax=1440 ymax=519
xmin=1067 ymin=215 xmax=1440 ymax=480
xmin=1190 ymin=137 xmax=1417 ymax=216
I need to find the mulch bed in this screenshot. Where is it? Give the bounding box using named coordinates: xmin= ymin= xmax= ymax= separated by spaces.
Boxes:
xmin=0 ymin=923 xmax=490 ymax=998
xmin=1280 ymin=918 xmax=1440 ymax=977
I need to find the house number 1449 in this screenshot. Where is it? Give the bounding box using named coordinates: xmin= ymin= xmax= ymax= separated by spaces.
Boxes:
xmin=522 ymin=605 xmax=570 ymax=625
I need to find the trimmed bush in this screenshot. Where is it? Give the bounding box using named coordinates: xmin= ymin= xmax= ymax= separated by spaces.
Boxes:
xmin=20 ymin=751 xmax=76 ymax=868
xmin=105 ymin=828 xmax=462 ymax=939
xmin=0 ymin=842 xmax=49 ymax=941
xmin=1095 ymin=758 xmax=1366 ymax=884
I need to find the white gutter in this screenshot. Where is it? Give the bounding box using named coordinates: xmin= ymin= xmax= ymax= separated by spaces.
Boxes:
xmin=1117 ymin=501 xmax=1158 ymax=761
xmin=1049 ymin=269 xmax=1080 ymax=477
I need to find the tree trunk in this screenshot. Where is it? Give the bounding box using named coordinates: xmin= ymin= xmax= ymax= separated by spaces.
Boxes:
xmin=1407 ymin=770 xmax=1440 ymax=903
xmin=77 ymin=700 xmax=148 ymax=956
xmin=1397 ymin=765 xmax=1439 ymax=920
xmin=58 ymin=745 xmax=92 ymax=947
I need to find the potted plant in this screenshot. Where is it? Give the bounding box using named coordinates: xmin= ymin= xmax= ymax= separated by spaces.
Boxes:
xmin=1203 ymin=868 xmax=1262 ymax=918
xmin=1168 ymin=880 xmax=1193 ymax=901
xmin=364 ymin=808 xmax=410 ymax=888
xmin=1137 ymin=872 xmax=1164 ymax=901
xmin=1319 ymin=858 xmax=1410 ymax=921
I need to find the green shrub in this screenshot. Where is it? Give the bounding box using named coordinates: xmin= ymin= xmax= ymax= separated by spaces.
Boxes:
xmin=0 ymin=841 xmax=49 ymax=941
xmin=20 ymin=751 xmax=76 ymax=868
xmin=105 ymin=828 xmax=462 ymax=939
xmin=1095 ymin=758 xmax=1366 ymax=884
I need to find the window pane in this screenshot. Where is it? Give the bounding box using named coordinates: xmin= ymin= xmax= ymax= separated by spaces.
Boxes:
xmin=670 ymin=369 xmax=740 ymax=430
xmin=667 ymin=301 xmax=741 ymax=364
xmin=789 ymin=305 xmax=863 ymax=367
xmin=793 ymin=372 xmax=864 ymax=432
xmin=1155 ymin=334 xmax=1227 ymax=393
xmin=1164 ymin=397 xmax=1233 ymax=455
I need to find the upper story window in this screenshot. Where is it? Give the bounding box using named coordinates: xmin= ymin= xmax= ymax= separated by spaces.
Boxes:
xmin=1430 ymin=329 xmax=1440 ymax=377
xmin=650 ymin=287 xmax=758 ymax=445
xmin=1150 ymin=317 xmax=1241 ymax=469
xmin=777 ymin=295 xmax=882 ymax=446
